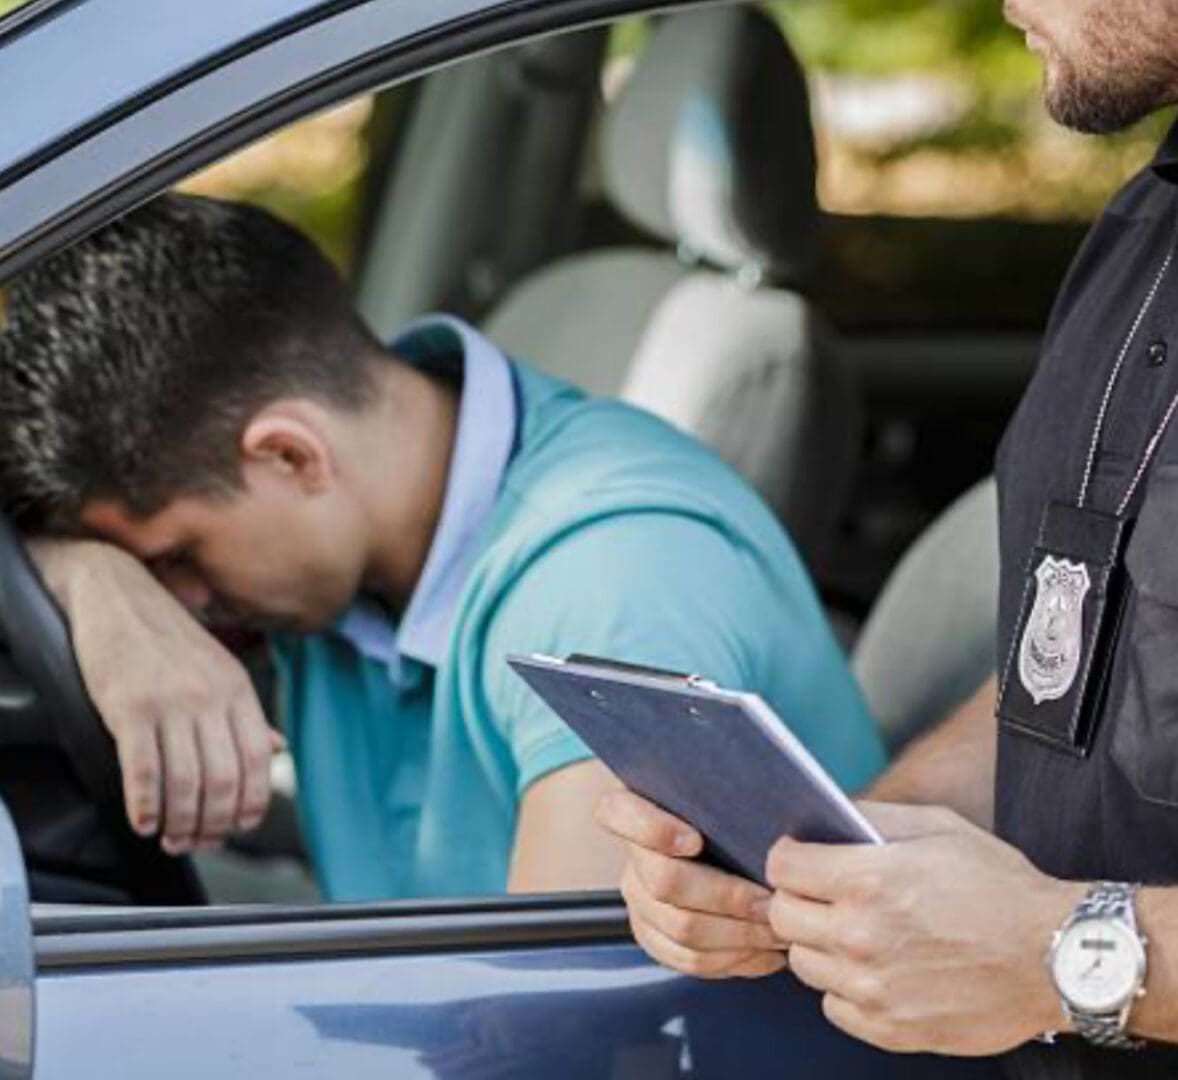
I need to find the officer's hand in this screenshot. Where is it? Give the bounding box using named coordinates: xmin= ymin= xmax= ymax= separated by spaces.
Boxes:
xmin=29 ymin=539 xmax=284 ymax=854
xmin=766 ymin=802 xmax=1084 ymax=1056
xmin=595 ymin=787 xmax=787 ymax=978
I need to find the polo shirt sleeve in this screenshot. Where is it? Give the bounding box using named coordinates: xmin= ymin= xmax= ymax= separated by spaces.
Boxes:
xmin=480 ymin=511 xmax=767 ymax=795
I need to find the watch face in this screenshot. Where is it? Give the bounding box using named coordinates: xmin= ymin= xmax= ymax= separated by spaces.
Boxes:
xmin=1052 ymin=917 xmax=1143 ymax=1014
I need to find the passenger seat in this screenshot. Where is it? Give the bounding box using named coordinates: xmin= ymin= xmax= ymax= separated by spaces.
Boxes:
xmin=852 ymin=477 xmax=999 ymax=753
xmin=486 ymin=6 xmax=862 ymax=569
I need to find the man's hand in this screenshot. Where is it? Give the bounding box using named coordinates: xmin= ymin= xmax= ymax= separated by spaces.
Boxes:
xmin=29 ymin=539 xmax=283 ymax=854
xmin=595 ymin=788 xmax=787 ymax=978
xmin=767 ymin=802 xmax=1083 ymax=1056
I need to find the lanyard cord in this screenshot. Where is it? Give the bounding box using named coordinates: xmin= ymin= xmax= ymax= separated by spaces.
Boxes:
xmin=1078 ymin=234 xmax=1178 ymax=515
xmin=1118 ymin=386 xmax=1178 ymax=515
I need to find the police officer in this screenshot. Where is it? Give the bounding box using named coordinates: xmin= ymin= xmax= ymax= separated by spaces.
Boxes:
xmin=596 ymin=0 xmax=1178 ymax=1075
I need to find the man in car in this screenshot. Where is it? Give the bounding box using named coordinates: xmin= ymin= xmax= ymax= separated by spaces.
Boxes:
xmin=597 ymin=0 xmax=1178 ymax=1074
xmin=0 ymin=193 xmax=885 ymax=900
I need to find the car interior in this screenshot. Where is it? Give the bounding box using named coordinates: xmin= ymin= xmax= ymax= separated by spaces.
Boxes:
xmin=354 ymin=5 xmax=1015 ymax=740
xmin=193 ymin=3 xmax=1043 ymax=906
xmin=0 ymin=3 xmax=1088 ymax=907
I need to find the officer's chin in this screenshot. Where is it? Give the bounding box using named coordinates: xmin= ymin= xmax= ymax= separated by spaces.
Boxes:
xmin=1043 ymin=59 xmax=1170 ymax=136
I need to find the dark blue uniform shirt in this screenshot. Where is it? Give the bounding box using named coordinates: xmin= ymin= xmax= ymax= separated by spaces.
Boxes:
xmin=997 ymin=120 xmax=1178 ymax=1079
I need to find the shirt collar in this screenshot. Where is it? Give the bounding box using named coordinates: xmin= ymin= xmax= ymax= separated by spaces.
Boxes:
xmin=1150 ymin=117 xmax=1178 ymax=185
xmin=334 ymin=315 xmax=518 ymax=683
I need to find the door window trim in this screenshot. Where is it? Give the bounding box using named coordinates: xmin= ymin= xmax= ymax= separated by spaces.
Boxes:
xmin=0 ymin=0 xmax=716 ymax=283
xmin=34 ymin=892 xmax=631 ymax=970
xmin=0 ymin=0 xmax=709 ymax=949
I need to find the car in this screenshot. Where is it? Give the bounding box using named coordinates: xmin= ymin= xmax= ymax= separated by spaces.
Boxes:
xmin=0 ymin=0 xmax=1080 ymax=1075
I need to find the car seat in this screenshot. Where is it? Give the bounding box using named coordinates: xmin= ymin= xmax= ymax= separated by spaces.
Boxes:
xmin=485 ymin=6 xmax=862 ymax=570
xmin=356 ymin=27 xmax=609 ymax=331
xmin=852 ymin=477 xmax=999 ymax=753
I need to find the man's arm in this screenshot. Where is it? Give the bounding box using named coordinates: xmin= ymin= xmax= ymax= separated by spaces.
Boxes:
xmin=596 ymin=670 xmax=1178 ymax=1052
xmin=594 ymin=675 xmax=998 ymax=978
xmin=28 ymin=538 xmax=281 ymax=853
xmin=866 ymin=675 xmax=996 ymax=827
xmin=507 ymin=760 xmax=627 ymax=892
xmin=765 ymin=804 xmax=1178 ymax=1053
xmin=484 ymin=509 xmax=859 ymax=902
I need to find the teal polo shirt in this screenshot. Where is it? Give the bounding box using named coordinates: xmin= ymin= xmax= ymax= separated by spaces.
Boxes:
xmin=271 ymin=317 xmax=886 ymax=901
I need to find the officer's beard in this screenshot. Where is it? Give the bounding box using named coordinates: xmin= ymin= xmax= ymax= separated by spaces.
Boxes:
xmin=1042 ymin=8 xmax=1178 ymax=135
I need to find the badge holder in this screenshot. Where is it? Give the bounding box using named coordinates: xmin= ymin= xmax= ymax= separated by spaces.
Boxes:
xmin=997 ymin=502 xmax=1132 ymax=757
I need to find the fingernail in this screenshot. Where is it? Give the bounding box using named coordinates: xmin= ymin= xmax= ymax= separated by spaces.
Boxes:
xmin=674 ymin=832 xmax=698 ymax=855
xmin=135 ymin=819 xmax=157 ymax=837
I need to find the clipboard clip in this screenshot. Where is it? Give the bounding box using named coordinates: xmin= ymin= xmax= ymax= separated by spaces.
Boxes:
xmin=564 ymin=654 xmax=717 ymax=690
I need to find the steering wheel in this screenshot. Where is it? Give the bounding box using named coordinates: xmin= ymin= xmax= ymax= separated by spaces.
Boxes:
xmin=0 ymin=514 xmax=204 ymax=905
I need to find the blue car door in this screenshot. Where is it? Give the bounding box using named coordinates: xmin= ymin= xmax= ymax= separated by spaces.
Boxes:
xmin=0 ymin=3 xmax=1006 ymax=1077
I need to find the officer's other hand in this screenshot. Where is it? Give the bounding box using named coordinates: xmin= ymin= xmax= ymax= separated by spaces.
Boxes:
xmin=766 ymin=802 xmax=1083 ymax=1055
xmin=595 ymin=786 xmax=787 ymax=978
xmin=28 ymin=539 xmax=285 ymax=854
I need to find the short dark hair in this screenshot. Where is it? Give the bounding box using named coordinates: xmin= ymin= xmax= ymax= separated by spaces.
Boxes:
xmin=0 ymin=193 xmax=380 ymax=531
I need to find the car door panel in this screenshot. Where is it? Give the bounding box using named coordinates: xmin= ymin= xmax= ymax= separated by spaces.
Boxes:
xmin=33 ymin=934 xmax=959 ymax=1078
xmin=0 ymin=1 xmax=1020 ymax=1075
xmin=35 ymin=943 xmax=749 ymax=1078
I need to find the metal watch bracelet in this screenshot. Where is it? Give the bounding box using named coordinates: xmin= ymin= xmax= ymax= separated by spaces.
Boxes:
xmin=1059 ymin=882 xmax=1147 ymax=1051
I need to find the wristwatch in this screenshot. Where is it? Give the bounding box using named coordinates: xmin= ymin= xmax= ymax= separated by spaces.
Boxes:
xmin=1047 ymin=882 xmax=1148 ymax=1050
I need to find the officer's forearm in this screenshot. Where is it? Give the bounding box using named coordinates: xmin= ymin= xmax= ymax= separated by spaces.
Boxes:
xmin=863 ymin=675 xmax=997 ymax=828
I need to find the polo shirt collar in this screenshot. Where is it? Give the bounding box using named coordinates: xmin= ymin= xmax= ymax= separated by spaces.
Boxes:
xmin=334 ymin=315 xmax=518 ymax=684
xmin=1150 ymin=117 xmax=1178 ymax=185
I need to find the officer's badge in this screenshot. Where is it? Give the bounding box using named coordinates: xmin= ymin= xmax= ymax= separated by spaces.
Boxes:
xmin=1018 ymin=555 xmax=1091 ymax=705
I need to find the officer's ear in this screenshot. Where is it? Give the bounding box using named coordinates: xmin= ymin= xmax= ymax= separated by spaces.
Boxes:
xmin=239 ymin=402 xmax=336 ymax=496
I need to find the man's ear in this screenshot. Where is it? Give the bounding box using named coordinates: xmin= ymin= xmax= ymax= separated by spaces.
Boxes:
xmin=240 ymin=404 xmax=336 ymax=495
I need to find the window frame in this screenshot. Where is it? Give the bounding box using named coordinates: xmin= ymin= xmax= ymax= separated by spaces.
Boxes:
xmin=0 ymin=0 xmax=725 ymax=942
xmin=0 ymin=0 xmax=719 ymax=284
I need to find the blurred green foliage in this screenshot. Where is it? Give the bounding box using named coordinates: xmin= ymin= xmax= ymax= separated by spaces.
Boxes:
xmin=770 ymin=0 xmax=1171 ymax=164
xmin=772 ymin=0 xmax=1027 ymax=76
xmin=22 ymin=0 xmax=1169 ymax=255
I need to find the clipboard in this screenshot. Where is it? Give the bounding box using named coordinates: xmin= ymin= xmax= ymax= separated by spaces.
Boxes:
xmin=508 ymin=653 xmax=882 ymax=887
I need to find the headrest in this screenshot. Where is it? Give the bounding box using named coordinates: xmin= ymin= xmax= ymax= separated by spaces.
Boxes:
xmin=603 ymin=7 xmax=819 ymax=279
